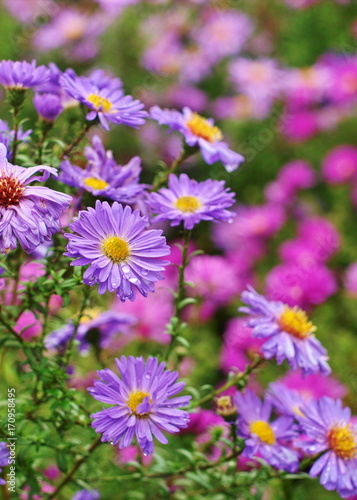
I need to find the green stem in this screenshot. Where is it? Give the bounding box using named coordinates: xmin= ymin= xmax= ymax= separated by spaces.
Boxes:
xmin=0 ymin=312 xmax=24 ymax=345
xmin=61 ymin=122 xmax=92 ymax=159
xmin=46 ymin=436 xmax=102 ymax=499
xmin=193 ymin=356 xmax=265 ymax=408
xmin=164 ymin=229 xmax=192 ymax=361
xmin=151 ymin=146 xmax=197 ymax=192
xmin=65 ymin=285 xmax=92 ymax=364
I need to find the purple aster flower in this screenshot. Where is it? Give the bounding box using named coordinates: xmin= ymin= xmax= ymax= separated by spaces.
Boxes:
xmin=72 ymin=490 xmax=100 ymax=500
xmin=0 ymin=442 xmax=9 ymax=485
xmin=235 ymin=389 xmax=300 ymax=472
xmin=150 ymin=106 xmax=244 ymax=172
xmin=87 ymin=69 xmax=123 ymax=93
xmin=0 ymin=144 xmax=72 ymax=253
xmin=0 ymin=60 xmax=50 ymax=90
xmin=45 ymin=309 xmax=135 ymax=354
xmin=147 ymin=173 xmax=235 ymax=230
xmin=64 ymin=200 xmax=170 ymax=302
xmin=59 ymin=135 xmax=147 ymax=203
xmin=33 ymin=93 xmax=63 ymax=122
xmin=88 ymin=356 xmax=191 ymax=455
xmin=0 ymin=119 xmax=31 ymax=160
xmin=60 ymin=71 xmax=147 ymax=130
xmin=297 ymin=397 xmax=357 ymax=498
xmin=239 ymin=286 xmax=331 ymax=376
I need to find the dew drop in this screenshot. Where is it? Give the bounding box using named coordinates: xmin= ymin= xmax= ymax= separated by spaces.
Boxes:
xmin=142 ymin=269 xmax=149 ymax=276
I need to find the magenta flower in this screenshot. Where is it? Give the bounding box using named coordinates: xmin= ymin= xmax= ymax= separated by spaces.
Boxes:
xmin=322 ymin=145 xmax=357 ymax=185
xmin=147 ymin=173 xmax=235 ymax=230
xmin=220 ymin=318 xmax=263 ymax=374
xmin=64 ymin=201 xmax=170 ymax=302
xmin=297 ymin=397 xmax=357 ymax=498
xmin=150 ymin=106 xmax=244 ymax=172
xmin=0 ymin=144 xmax=72 ymax=253
xmin=235 ymin=389 xmax=300 ymax=472
xmin=60 ymin=71 xmax=147 ymax=130
xmin=88 ymin=356 xmax=191 ymax=455
xmin=239 ymin=286 xmax=331 ymax=376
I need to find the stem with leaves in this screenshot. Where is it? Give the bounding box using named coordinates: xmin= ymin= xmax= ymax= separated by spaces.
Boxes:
xmin=164 ymin=229 xmax=193 ymax=362
xmin=61 ymin=121 xmax=93 ymax=159
xmin=193 ymin=356 xmax=265 ymax=408
xmin=46 ymin=436 xmax=102 ymax=500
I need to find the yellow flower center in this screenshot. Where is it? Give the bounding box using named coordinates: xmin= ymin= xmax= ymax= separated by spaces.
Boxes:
xmin=87 ymin=94 xmax=112 ymax=113
xmin=327 ymin=424 xmax=357 ymax=460
xmin=0 ymin=174 xmax=24 ymax=208
xmin=80 ymin=307 xmax=101 ymax=324
xmin=127 ymin=391 xmax=151 ymax=415
xmin=250 ymin=420 xmax=276 ymax=445
xmin=175 ymin=195 xmax=202 ymax=213
xmin=84 ymin=177 xmax=109 ymax=191
xmin=215 ymin=395 xmax=237 ymax=417
xmin=186 ymin=113 xmax=223 ymax=143
xmin=101 ymin=236 xmax=130 ymax=263
xmin=278 ymin=306 xmax=316 ymax=340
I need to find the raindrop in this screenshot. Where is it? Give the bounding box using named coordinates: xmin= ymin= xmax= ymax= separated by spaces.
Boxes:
xmin=142 ymin=269 xmax=149 ymax=276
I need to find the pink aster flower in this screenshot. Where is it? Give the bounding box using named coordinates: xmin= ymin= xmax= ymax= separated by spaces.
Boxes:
xmin=0 ymin=144 xmax=72 ymax=253
xmin=343 ymin=263 xmax=357 ymax=295
xmin=322 ymin=145 xmax=357 ymax=185
xmin=220 ymin=318 xmax=263 ymax=374
xmin=185 ymin=254 xmax=242 ymax=320
xmin=150 ymin=106 xmax=244 ymax=172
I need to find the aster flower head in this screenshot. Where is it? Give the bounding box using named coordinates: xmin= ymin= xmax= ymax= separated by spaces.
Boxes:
xmin=239 ymin=286 xmax=331 ymax=376
xmin=147 ymin=173 xmax=235 ymax=230
xmin=60 ymin=71 xmax=147 ymax=130
xmin=150 ymin=106 xmax=244 ymax=172
xmin=33 ymin=93 xmax=63 ymax=122
xmin=0 ymin=119 xmax=31 ymax=160
xmin=297 ymin=397 xmax=357 ymax=498
xmin=72 ymin=490 xmax=100 ymax=500
xmin=235 ymin=389 xmax=300 ymax=472
xmin=0 ymin=144 xmax=72 ymax=253
xmin=88 ymin=356 xmax=191 ymax=455
xmin=64 ymin=200 xmax=170 ymax=302
xmin=59 ymin=135 xmax=147 ymax=204
xmin=0 ymin=60 xmax=50 ymax=90
xmin=0 ymin=442 xmax=9 ymax=485
xmin=45 ymin=309 xmax=135 ymax=354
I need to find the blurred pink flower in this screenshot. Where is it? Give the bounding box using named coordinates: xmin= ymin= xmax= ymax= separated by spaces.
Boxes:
xmin=266 ymin=262 xmax=337 ymax=309
xmin=322 ymin=145 xmax=357 ymax=184
xmin=220 ymin=318 xmax=263 ymax=374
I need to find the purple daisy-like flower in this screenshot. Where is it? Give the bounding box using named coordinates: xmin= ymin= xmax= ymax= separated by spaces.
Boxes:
xmin=64 ymin=200 xmax=170 ymax=302
xmin=72 ymin=490 xmax=100 ymax=500
xmin=147 ymin=173 xmax=235 ymax=230
xmin=0 ymin=144 xmax=72 ymax=253
xmin=88 ymin=356 xmax=191 ymax=455
xmin=0 ymin=442 xmax=10 ymax=485
xmin=33 ymin=93 xmax=63 ymax=122
xmin=0 ymin=119 xmax=31 ymax=160
xmin=0 ymin=60 xmax=50 ymax=90
xmin=60 ymin=71 xmax=147 ymax=130
xmin=45 ymin=309 xmax=135 ymax=354
xmin=59 ymin=135 xmax=147 ymax=204
xmin=235 ymin=389 xmax=300 ymax=472
xmin=150 ymin=106 xmax=244 ymax=172
xmin=239 ymin=286 xmax=331 ymax=376
xmin=297 ymin=397 xmax=357 ymax=498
